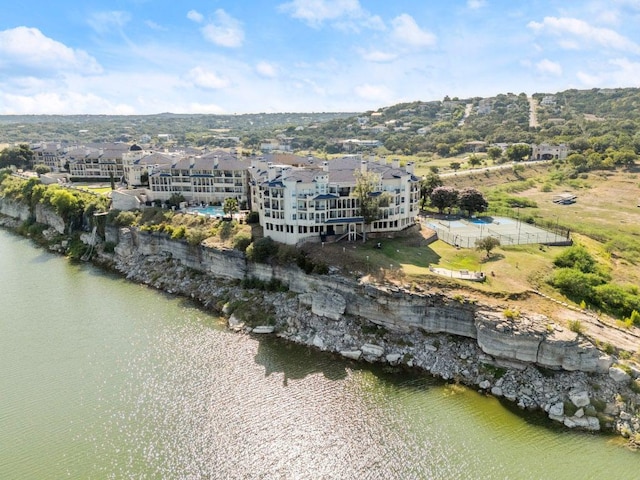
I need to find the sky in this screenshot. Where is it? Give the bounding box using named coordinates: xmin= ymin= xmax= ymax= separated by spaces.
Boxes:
xmin=1 ymin=0 xmax=640 ymax=115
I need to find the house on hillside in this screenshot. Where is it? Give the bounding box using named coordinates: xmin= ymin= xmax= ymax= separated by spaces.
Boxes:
xmin=531 ymin=143 xmax=568 ymax=160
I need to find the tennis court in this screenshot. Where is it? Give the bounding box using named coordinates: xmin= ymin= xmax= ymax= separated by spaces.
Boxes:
xmin=422 ymin=215 xmax=571 ymax=248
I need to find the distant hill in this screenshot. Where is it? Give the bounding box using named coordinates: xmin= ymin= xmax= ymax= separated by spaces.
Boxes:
xmin=2 ymin=87 xmax=640 ymax=157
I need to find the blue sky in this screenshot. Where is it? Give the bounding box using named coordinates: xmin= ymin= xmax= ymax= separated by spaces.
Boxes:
xmin=1 ymin=0 xmax=640 ymax=115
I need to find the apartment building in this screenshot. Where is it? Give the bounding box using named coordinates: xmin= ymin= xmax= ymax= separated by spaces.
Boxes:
xmin=249 ymin=154 xmax=420 ymax=245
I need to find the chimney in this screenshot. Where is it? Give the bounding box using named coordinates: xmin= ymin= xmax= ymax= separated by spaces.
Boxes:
xmin=214 ymin=155 xmax=219 ymax=169
xmin=406 ymin=162 xmax=414 ymax=174
xmin=379 ymin=156 xmax=386 ymax=165
xmin=392 ymin=158 xmax=400 ymax=169
xmin=360 ymin=159 xmax=367 ymax=174
xmin=268 ymin=163 xmax=277 ymax=181
xmin=322 ymin=161 xmax=329 ymax=172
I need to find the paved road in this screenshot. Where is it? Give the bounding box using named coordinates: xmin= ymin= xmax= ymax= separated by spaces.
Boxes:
xmin=439 ymin=159 xmax=551 ymax=178
xmin=528 ymin=95 xmax=539 ymax=128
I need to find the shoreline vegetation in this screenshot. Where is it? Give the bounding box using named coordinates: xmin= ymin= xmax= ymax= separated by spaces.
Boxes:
xmin=1 ymin=165 xmax=640 ymax=449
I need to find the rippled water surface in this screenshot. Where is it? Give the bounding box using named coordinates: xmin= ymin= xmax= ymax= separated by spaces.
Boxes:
xmin=0 ymin=229 xmax=637 ymax=479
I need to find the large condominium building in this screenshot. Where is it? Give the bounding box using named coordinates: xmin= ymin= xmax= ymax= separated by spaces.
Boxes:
xmin=123 ymin=148 xmax=251 ymax=205
xmin=249 ymin=154 xmax=420 ymax=245
xmin=66 ymin=143 xmax=131 ymax=180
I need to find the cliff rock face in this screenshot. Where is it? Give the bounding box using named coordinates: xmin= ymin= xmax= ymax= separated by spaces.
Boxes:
xmin=0 ymin=198 xmax=31 ymax=222
xmin=475 ymin=312 xmax=612 ymax=373
xmin=112 ymin=227 xmax=613 ymax=373
xmin=0 ymin=198 xmax=65 ymax=233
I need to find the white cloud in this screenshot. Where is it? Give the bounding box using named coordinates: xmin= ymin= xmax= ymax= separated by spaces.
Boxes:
xmin=536 ymin=59 xmax=563 ymax=76
xmin=180 ymin=102 xmax=226 ymax=114
xmin=467 ymin=0 xmax=487 ymax=9
xmin=0 ymin=91 xmax=135 ymax=115
xmin=87 ymin=11 xmax=131 ymax=34
xmin=391 ymin=14 xmax=436 ymax=49
xmin=201 ymin=9 xmax=244 ymax=48
xmin=145 ymin=20 xmax=166 ymax=31
xmin=278 ymin=0 xmax=384 ymax=30
xmin=360 ymin=50 xmax=397 ymax=62
xmin=354 ymin=83 xmax=393 ymax=101
xmin=0 ymin=27 xmax=102 ymax=75
xmin=187 ymin=10 xmax=204 ymax=23
xmin=528 ymin=16 xmax=640 ymax=54
xmin=185 ymin=66 xmax=230 ymax=89
xmin=256 ymin=61 xmax=278 ymax=78
xmin=577 ymin=57 xmax=640 ymax=87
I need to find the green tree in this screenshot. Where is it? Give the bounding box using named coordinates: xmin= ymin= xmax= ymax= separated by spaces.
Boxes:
xmin=166 ymin=193 xmax=186 ymax=208
xmin=475 ymin=236 xmax=500 ymax=258
xmin=449 ymin=161 xmax=461 ymax=171
xmin=419 ymin=172 xmax=443 ymax=208
xmin=458 ymin=187 xmax=488 ymax=217
xmin=0 ymin=144 xmax=34 ymax=169
xmin=34 ymin=164 xmax=51 ymax=175
xmin=223 ymin=197 xmax=239 ymax=218
xmin=353 ymin=169 xmax=383 ymax=241
xmin=505 ymin=144 xmax=531 ymax=162
xmin=430 ymin=186 xmax=459 ymax=214
xmin=486 ymin=146 xmax=503 ymax=162
xmin=468 ymin=154 xmax=482 ymax=167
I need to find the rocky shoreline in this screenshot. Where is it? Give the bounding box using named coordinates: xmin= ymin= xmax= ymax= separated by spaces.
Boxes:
xmin=0 ymin=203 xmax=639 ymax=446
xmin=100 ymin=243 xmax=640 ymax=446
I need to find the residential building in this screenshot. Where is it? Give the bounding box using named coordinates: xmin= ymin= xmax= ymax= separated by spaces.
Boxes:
xmin=32 ymin=143 xmax=63 ymax=170
xmin=66 ymin=143 xmax=130 ymax=180
xmin=249 ymin=154 xmax=420 ymax=245
xmin=531 ymin=143 xmax=569 ymax=160
xmin=141 ymin=149 xmax=251 ymax=205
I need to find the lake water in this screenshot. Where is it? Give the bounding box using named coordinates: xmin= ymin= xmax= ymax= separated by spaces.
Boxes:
xmin=0 ymin=228 xmax=637 ymax=479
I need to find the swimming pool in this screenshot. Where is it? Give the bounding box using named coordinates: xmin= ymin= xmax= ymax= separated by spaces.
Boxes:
xmin=187 ymin=206 xmax=225 ymax=216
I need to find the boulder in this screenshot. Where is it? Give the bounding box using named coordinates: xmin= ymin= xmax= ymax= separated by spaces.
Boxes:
xmin=569 ymin=390 xmax=590 ymax=408
xmin=311 ymin=334 xmax=325 ymax=349
xmin=491 ymin=386 xmax=503 ymax=397
xmin=361 ymin=343 xmax=384 ymax=358
xmin=609 ymin=366 xmax=631 ymax=383
xmin=548 ymin=402 xmax=564 ymax=421
xmin=252 ymin=325 xmax=275 ymax=334
xmin=479 ymin=380 xmax=491 ymax=390
xmin=386 ymin=353 xmax=403 ymax=365
xmin=341 ymin=350 xmax=362 ymax=361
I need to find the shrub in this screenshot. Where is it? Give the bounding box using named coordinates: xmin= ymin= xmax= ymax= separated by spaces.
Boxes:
xmin=246 ymin=211 xmax=260 ymax=224
xmin=171 ymin=226 xmax=186 ymax=240
xmin=503 ymin=308 xmax=520 ymax=320
xmin=245 ymin=236 xmax=279 ymax=263
xmin=103 ymin=241 xmax=117 ymax=253
xmin=232 ymin=231 xmax=252 ymax=252
xmin=113 ymin=210 xmax=138 ymax=227
xmin=186 ymin=228 xmax=209 ymax=246
xmin=547 ymin=268 xmax=605 ymax=300
xmin=567 ymin=319 xmax=584 ymax=334
xmin=553 ymin=245 xmax=597 ymax=273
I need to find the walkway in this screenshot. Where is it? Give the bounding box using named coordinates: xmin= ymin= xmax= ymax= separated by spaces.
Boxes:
xmin=429 ymin=266 xmax=485 ymax=282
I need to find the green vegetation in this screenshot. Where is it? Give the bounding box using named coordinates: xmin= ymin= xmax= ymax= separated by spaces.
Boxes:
xmin=475 ymin=236 xmax=501 ymax=258
xmin=567 ymin=319 xmax=585 ymax=334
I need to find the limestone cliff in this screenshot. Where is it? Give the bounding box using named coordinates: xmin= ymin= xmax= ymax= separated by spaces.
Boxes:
xmin=112 ymin=226 xmax=613 ymax=374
